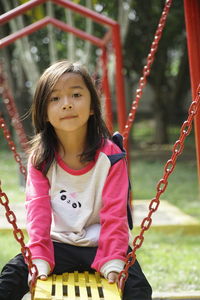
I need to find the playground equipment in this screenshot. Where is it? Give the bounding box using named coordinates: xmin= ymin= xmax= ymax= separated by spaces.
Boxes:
xmin=0 ymin=0 xmax=200 ymax=299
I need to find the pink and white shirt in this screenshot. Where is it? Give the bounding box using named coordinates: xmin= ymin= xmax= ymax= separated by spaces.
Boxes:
xmin=25 ymin=139 xmax=129 ymax=279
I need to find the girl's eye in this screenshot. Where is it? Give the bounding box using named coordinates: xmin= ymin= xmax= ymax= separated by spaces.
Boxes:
xmin=72 ymin=93 xmax=81 ymax=98
xmin=50 ymin=96 xmax=59 ymax=102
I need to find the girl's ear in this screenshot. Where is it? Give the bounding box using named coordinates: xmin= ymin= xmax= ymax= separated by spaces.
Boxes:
xmin=90 ymin=109 xmax=94 ymax=115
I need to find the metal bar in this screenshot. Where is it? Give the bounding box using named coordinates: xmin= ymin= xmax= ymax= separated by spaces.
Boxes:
xmin=0 ymin=17 xmax=104 ymax=49
xmin=0 ymin=0 xmax=47 ymax=25
xmin=0 ymin=17 xmax=49 ymax=48
xmin=50 ymin=17 xmax=104 ymax=48
xmin=52 ymin=0 xmax=117 ymax=27
xmin=112 ymin=24 xmax=126 ymax=133
xmin=184 ymin=0 xmax=200 ymax=187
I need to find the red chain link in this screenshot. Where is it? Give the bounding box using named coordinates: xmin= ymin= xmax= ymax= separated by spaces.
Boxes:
xmin=0 ymin=61 xmax=29 ymax=153
xmin=0 ymin=117 xmax=27 ymax=178
xmin=0 ymin=186 xmax=38 ymax=292
xmin=0 ymin=117 xmax=38 ymax=292
xmin=119 ymin=84 xmax=200 ymax=289
xmin=123 ymin=0 xmax=173 ymax=143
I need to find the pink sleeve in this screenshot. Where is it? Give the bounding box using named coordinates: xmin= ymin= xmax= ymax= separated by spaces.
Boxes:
xmin=25 ymin=159 xmax=55 ymax=271
xmin=91 ymin=156 xmax=129 ymax=271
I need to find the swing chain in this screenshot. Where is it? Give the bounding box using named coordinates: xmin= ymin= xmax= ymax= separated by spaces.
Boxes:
xmin=0 ymin=61 xmax=29 ymax=153
xmin=0 ymin=117 xmax=27 ymax=177
xmin=0 ymin=116 xmax=38 ymax=290
xmin=123 ymin=0 xmax=173 ymax=143
xmin=0 ymin=186 xmax=38 ymax=290
xmin=119 ymin=84 xmax=200 ymax=290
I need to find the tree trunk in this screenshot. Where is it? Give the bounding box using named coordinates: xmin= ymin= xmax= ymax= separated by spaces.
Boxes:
xmin=2 ymin=0 xmax=40 ymax=94
xmin=118 ymin=0 xmax=131 ymax=44
xmin=153 ymin=87 xmax=169 ymax=144
xmin=171 ymin=44 xmax=190 ymax=124
xmin=47 ymin=1 xmax=58 ymax=64
xmin=65 ymin=9 xmax=76 ymax=61
xmin=83 ymin=0 xmax=93 ymax=65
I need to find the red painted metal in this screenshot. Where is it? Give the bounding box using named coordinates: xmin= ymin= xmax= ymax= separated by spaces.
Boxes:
xmin=184 ymin=0 xmax=200 ymax=186
xmin=122 ymin=0 xmax=173 ymax=145
xmin=119 ymin=84 xmax=200 ymax=289
xmin=0 ymin=116 xmax=38 ymax=292
xmin=0 ymin=0 xmax=46 ymax=25
xmin=0 ymin=0 xmax=126 ymax=135
xmin=112 ymin=24 xmax=127 ymax=133
xmin=0 ymin=17 xmax=104 ymax=49
xmin=0 ymin=63 xmax=29 ymax=153
xmin=52 ymin=0 xmax=117 ymax=26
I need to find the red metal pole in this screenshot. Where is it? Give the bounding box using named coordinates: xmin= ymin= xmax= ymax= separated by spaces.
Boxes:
xmin=0 ymin=0 xmax=47 ymax=25
xmin=53 ymin=0 xmax=117 ymax=27
xmin=112 ymin=24 xmax=126 ymax=134
xmin=0 ymin=0 xmax=126 ymax=139
xmin=0 ymin=17 xmax=104 ymax=49
xmin=184 ymin=0 xmax=200 ymax=187
xmin=101 ymin=47 xmax=113 ymax=133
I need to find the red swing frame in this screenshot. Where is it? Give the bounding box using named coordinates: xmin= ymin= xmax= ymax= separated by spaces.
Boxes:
xmin=0 ymin=0 xmax=127 ymax=134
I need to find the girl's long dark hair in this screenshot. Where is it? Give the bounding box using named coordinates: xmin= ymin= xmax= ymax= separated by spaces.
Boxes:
xmin=30 ymin=60 xmax=111 ymax=175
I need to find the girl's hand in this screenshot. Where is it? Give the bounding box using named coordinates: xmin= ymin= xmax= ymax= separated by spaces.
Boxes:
xmin=107 ymin=272 xmax=119 ymax=284
xmin=107 ymin=272 xmax=123 ymax=289
xmin=39 ymin=275 xmax=48 ymax=280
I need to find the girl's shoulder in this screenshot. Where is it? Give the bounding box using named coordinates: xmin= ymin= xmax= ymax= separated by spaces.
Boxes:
xmin=99 ymin=136 xmax=124 ymax=157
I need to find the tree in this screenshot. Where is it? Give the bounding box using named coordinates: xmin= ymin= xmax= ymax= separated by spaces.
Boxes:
xmin=0 ymin=0 xmax=190 ymax=145
xmin=123 ymin=0 xmax=190 ymax=143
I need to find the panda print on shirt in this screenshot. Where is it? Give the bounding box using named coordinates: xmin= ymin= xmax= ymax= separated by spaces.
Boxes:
xmin=59 ymin=190 xmax=81 ymax=209
xmin=50 ymin=188 xmax=83 ymax=233
xmin=50 ymin=188 xmax=100 ymax=245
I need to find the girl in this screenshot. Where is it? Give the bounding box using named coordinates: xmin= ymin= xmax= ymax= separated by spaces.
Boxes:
xmin=0 ymin=60 xmax=152 ymax=300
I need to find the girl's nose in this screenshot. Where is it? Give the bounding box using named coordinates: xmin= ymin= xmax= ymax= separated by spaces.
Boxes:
xmin=62 ymin=98 xmax=73 ymax=110
xmin=62 ymin=104 xmax=73 ymax=110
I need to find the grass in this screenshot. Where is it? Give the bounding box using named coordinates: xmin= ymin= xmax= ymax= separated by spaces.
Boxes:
xmin=131 ymin=119 xmax=200 ymax=220
xmin=0 ymin=230 xmax=199 ymax=293
xmin=0 ymin=150 xmax=25 ymax=204
xmin=135 ymin=230 xmax=200 ymax=292
xmin=0 ymin=121 xmax=200 ymax=293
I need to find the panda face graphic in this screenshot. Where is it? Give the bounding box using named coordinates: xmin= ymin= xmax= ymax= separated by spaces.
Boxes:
xmin=60 ymin=190 xmax=81 ymax=208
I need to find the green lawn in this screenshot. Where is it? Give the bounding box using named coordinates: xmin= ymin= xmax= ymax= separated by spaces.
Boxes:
xmin=136 ymin=230 xmax=200 ymax=292
xmin=0 ymin=230 xmax=199 ymax=293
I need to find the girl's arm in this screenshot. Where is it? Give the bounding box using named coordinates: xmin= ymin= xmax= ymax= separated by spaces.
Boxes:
xmin=25 ymin=159 xmax=55 ymax=273
xmin=91 ymin=156 xmax=129 ymax=277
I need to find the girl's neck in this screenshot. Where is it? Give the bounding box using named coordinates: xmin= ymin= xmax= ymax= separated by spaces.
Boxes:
xmin=56 ymin=130 xmax=88 ymax=169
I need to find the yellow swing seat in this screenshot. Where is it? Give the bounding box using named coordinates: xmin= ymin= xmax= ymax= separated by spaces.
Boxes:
xmin=33 ymin=271 xmax=121 ymax=300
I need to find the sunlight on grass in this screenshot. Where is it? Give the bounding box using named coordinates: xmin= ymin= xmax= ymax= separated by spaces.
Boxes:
xmin=135 ymin=230 xmax=200 ymax=292
xmin=0 ymin=150 xmax=25 ymax=203
xmin=0 ymin=231 xmax=28 ymax=270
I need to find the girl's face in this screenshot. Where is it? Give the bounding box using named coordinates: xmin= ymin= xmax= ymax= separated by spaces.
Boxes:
xmin=47 ymin=72 xmax=93 ymax=136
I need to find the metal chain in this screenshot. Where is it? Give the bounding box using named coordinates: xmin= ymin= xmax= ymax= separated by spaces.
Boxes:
xmin=0 ymin=61 xmax=29 ymax=153
xmin=0 ymin=185 xmax=38 ymax=293
xmin=0 ymin=117 xmax=38 ymax=292
xmin=119 ymin=84 xmax=200 ymax=289
xmin=123 ymin=0 xmax=173 ymax=143
xmin=0 ymin=117 xmax=27 ymax=177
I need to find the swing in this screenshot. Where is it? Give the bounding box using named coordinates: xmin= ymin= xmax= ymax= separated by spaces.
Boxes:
xmin=1 ymin=0 xmax=200 ymax=299
xmin=34 ymin=272 xmax=121 ymax=300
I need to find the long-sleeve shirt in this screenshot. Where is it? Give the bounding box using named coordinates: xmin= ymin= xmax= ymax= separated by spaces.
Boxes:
xmin=25 ymin=138 xmax=129 ymax=278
